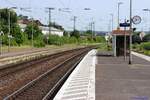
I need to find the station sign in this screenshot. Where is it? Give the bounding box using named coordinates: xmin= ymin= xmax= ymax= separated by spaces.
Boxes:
xmin=120 ymin=23 xmax=130 ymax=27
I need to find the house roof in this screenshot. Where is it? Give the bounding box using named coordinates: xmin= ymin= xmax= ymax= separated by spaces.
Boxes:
xmin=18 ymin=18 xmax=64 ymax=32
xmin=18 ymin=19 xmax=43 ymax=26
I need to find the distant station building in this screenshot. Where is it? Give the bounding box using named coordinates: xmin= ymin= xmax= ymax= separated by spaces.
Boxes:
xmin=112 ymin=30 xmax=130 ymax=57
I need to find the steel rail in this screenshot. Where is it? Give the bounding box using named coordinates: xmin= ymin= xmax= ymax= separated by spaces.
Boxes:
xmin=3 ymin=48 xmax=91 ymax=100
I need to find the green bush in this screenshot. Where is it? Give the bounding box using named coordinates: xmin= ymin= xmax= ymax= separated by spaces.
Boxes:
xmin=140 ymin=42 xmax=150 ymax=50
xmin=143 ymin=50 xmax=150 ymax=56
xmin=69 ymin=37 xmax=78 ymax=44
xmin=133 ymin=43 xmax=141 ymax=50
xmin=1 ymin=35 xmax=17 ymax=46
xmin=61 ymin=36 xmax=69 ymax=44
xmin=48 ymin=35 xmax=64 ymax=46
xmin=143 ymin=34 xmax=150 ymax=42
xmin=95 ymin=36 xmax=106 ymax=43
xmin=2 ymin=35 xmax=8 ymax=45
xmin=34 ymin=40 xmax=45 ymax=48
xmin=11 ymin=24 xmax=24 ymax=46
xmin=47 ymin=34 xmax=105 ymax=46
xmin=21 ymin=32 xmax=30 ymax=45
xmin=33 ymin=35 xmax=45 ymax=47
xmin=10 ymin=38 xmax=18 ymax=46
xmin=70 ymin=30 xmax=80 ymax=39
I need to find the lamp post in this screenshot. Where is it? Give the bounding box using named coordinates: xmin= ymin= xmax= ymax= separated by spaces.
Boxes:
xmin=110 ymin=13 xmax=114 ymax=32
xmin=117 ymin=2 xmax=123 ymax=29
xmin=31 ymin=17 xmax=34 ymax=48
xmin=143 ymin=8 xmax=150 ymax=33
xmin=84 ymin=8 xmax=95 ymax=37
xmin=8 ymin=7 xmax=17 ymax=52
xmin=129 ymin=0 xmax=133 ymax=64
xmin=0 ymin=10 xmax=3 ymax=55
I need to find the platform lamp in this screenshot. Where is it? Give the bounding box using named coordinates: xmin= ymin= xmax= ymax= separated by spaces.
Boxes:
xmin=117 ymin=2 xmax=123 ymax=29
xmin=129 ymin=0 xmax=133 ymax=64
xmin=143 ymin=9 xmax=150 ymax=33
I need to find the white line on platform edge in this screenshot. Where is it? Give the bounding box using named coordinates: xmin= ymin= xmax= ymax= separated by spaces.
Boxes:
xmin=54 ymin=49 xmax=97 ymax=100
xmin=132 ymin=51 xmax=150 ymax=62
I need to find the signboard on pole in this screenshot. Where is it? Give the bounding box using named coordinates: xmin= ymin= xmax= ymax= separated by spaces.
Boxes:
xmin=120 ymin=23 xmax=130 ymax=27
xmin=132 ymin=15 xmax=142 ymax=25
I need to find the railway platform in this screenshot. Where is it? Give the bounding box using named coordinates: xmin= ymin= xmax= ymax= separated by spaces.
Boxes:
xmin=54 ymin=50 xmax=97 ymax=100
xmin=96 ymin=52 xmax=150 ymax=100
xmin=55 ymin=50 xmax=150 ymax=100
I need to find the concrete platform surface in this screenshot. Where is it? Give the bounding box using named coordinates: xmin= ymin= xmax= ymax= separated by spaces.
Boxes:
xmin=96 ymin=53 xmax=150 ymax=100
xmin=54 ymin=50 xmax=97 ymax=100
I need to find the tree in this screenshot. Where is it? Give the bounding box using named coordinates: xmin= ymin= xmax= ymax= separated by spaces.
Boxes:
xmin=24 ymin=22 xmax=45 ymax=47
xmin=0 ymin=9 xmax=25 ymax=46
xmin=34 ymin=34 xmax=45 ymax=47
xmin=143 ymin=34 xmax=150 ymax=42
xmin=0 ymin=8 xmax=17 ymax=34
xmin=63 ymin=31 xmax=69 ymax=37
xmin=24 ymin=22 xmax=43 ymax=40
xmin=70 ymin=30 xmax=80 ymax=39
xmin=132 ymin=33 xmax=141 ymax=44
xmin=11 ymin=24 xmax=23 ymax=46
xmin=84 ymin=30 xmax=92 ymax=36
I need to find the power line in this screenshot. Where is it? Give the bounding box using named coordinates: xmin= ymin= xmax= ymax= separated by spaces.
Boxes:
xmin=5 ymin=0 xmax=17 ymax=7
xmin=67 ymin=0 xmax=72 ymax=8
xmin=56 ymin=0 xmax=66 ymax=8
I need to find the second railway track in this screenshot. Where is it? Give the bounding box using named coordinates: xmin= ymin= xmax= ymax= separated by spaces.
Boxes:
xmin=0 ymin=46 xmax=95 ymax=100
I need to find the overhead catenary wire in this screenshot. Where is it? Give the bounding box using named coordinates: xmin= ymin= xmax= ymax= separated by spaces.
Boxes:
xmin=56 ymin=0 xmax=66 ymax=8
xmin=3 ymin=0 xmax=93 ymax=31
xmin=5 ymin=0 xmax=17 ymax=7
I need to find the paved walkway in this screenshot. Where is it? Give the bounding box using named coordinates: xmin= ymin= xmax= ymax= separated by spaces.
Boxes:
xmin=96 ymin=53 xmax=150 ymax=100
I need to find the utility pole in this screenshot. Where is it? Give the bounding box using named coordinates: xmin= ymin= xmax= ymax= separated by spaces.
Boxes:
xmin=73 ymin=16 xmax=77 ymax=31
xmin=93 ymin=22 xmax=95 ymax=37
xmin=89 ymin=22 xmax=93 ymax=38
xmin=46 ymin=8 xmax=54 ymax=36
xmin=129 ymin=0 xmax=132 ymax=64
xmin=91 ymin=21 xmax=95 ymax=38
xmin=8 ymin=10 xmax=10 ymax=52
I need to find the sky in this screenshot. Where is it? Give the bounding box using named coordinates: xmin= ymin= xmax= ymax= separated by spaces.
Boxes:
xmin=0 ymin=0 xmax=150 ymax=31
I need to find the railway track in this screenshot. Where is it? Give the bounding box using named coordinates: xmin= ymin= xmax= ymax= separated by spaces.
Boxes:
xmin=4 ymin=47 xmax=89 ymax=100
xmin=0 ymin=47 xmax=84 ymax=78
xmin=0 ymin=46 xmax=95 ymax=99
